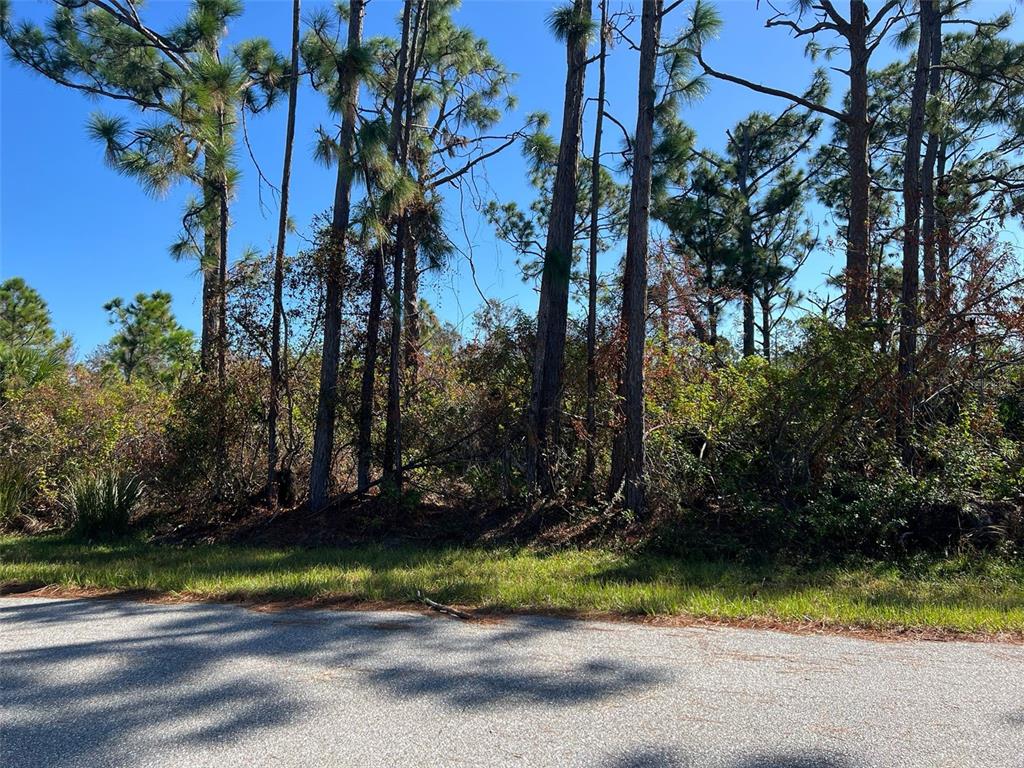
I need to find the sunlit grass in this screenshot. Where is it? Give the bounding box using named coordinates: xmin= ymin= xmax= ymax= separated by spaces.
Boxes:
xmin=1 ymin=536 xmax=1022 ymax=635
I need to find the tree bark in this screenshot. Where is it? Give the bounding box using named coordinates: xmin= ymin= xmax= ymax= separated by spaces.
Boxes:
xmin=217 ymin=124 xmax=229 ymax=392
xmin=525 ymin=0 xmax=592 ymax=490
xmin=760 ymin=295 xmax=771 ymax=362
xmin=742 ymin=284 xmax=755 ymax=356
xmin=383 ymin=0 xmax=427 ymax=492
xmin=200 ymin=251 xmax=219 ymax=373
xmin=845 ymin=1 xmax=871 ymax=326
xmin=356 ymin=245 xmax=385 ymax=492
xmin=936 ymin=140 xmax=951 ymax=309
xmin=402 ymin=233 xmax=420 ymax=382
xmin=266 ymin=0 xmax=301 ymax=505
xmin=309 ymin=0 xmax=366 ymax=512
xmin=215 ymin=105 xmax=230 ymax=486
xmin=706 ymin=258 xmax=718 ymax=345
xmin=920 ymin=7 xmax=942 ymax=313
xmin=737 ymin=147 xmax=756 ymax=358
xmin=584 ymin=0 xmax=608 ymax=489
xmin=610 ymin=0 xmax=661 ymax=516
xmin=897 ymin=0 xmax=936 ymax=467
xmin=383 ymin=221 xmax=407 ymax=490
xmin=200 ymin=165 xmax=220 ymax=374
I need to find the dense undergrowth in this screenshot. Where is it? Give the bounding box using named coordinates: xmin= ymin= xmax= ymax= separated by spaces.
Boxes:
xmin=3 ymin=310 xmax=1023 ymax=563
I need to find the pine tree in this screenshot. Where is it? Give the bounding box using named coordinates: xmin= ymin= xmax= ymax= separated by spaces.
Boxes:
xmin=1 ymin=0 xmax=287 ymax=373
xmin=897 ymin=1 xmax=938 ymax=465
xmin=351 ymin=0 xmax=529 ymax=493
xmin=307 ymin=0 xmax=369 ymax=511
xmin=607 ymin=0 xmax=713 ymax=514
xmin=524 ymin=0 xmax=593 ymax=491
xmin=101 ymin=291 xmax=195 ymax=388
xmin=266 ymin=0 xmax=302 ymax=506
xmin=0 ymin=278 xmax=57 ymax=353
xmin=692 ymin=0 xmax=910 ymax=325
xmin=585 ymin=0 xmax=611 ymax=485
xmin=722 ymin=109 xmax=820 ymax=356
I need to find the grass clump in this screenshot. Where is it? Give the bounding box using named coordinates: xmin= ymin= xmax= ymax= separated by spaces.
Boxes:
xmin=60 ymin=474 xmax=143 ymax=540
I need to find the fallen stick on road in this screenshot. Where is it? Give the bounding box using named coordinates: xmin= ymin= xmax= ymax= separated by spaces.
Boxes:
xmin=417 ymin=590 xmax=474 ymax=620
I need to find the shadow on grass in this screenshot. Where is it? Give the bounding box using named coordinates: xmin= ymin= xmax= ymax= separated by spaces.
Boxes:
xmin=2 ymin=537 xmax=1022 ymax=629
xmin=589 ymin=555 xmax=1024 ymax=622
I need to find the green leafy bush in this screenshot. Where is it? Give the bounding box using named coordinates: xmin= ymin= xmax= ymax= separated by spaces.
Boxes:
xmin=0 ymin=466 xmax=29 ymax=526
xmin=62 ymin=473 xmax=143 ymax=540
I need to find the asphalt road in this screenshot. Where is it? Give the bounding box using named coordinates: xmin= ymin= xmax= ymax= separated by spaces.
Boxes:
xmin=1 ymin=596 xmax=1021 ymax=768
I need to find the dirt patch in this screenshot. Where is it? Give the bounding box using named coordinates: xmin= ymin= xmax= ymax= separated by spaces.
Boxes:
xmin=0 ymin=580 xmax=47 ymax=595
xmin=150 ymin=493 xmax=650 ymax=552
xmin=2 ymin=581 xmax=1021 ymax=645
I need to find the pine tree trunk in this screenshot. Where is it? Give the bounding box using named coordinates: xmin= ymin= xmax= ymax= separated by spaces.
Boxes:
xmin=742 ymin=286 xmax=755 ymax=357
xmin=382 ymin=0 xmax=426 ymax=492
xmin=200 ymin=167 xmax=220 ymax=374
xmin=737 ymin=136 xmax=756 ymax=357
xmin=920 ymin=10 xmax=942 ymax=313
xmin=611 ymin=0 xmax=660 ymax=516
xmin=706 ymin=259 xmax=718 ymax=346
xmin=897 ymin=0 xmax=936 ymax=467
xmin=525 ymin=0 xmax=592 ymax=490
xmin=309 ymin=0 xmax=366 ymax=512
xmin=200 ymin=257 xmax=219 ymax=374
xmin=402 ymin=235 xmax=419 ymax=383
xmin=760 ymin=295 xmax=771 ymax=363
xmin=383 ymin=222 xmax=407 ymax=489
xmin=845 ymin=1 xmax=871 ymax=326
xmin=936 ymin=142 xmax=951 ymax=309
xmin=215 ymin=106 xmax=230 ymax=487
xmin=355 ymin=0 xmax=414 ymax=494
xmin=584 ymin=0 xmax=608 ymax=489
xmin=267 ymin=0 xmax=301 ymax=505
xmin=356 ymin=246 xmax=385 ymax=492
xmin=218 ymin=145 xmax=228 ymax=391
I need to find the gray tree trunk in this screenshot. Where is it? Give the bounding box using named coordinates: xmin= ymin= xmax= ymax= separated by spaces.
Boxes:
xmin=611 ymin=0 xmax=661 ymax=516
xmin=920 ymin=9 xmax=942 ymax=313
xmin=936 ymin=142 xmax=951 ymax=309
xmin=585 ymin=0 xmax=608 ymax=488
xmin=200 ymin=164 xmax=221 ymax=374
xmin=383 ymin=0 xmax=427 ymax=492
xmin=760 ymin=295 xmax=771 ymax=363
xmin=309 ymin=0 xmax=366 ymax=512
xmin=267 ymin=0 xmax=301 ymax=505
xmin=897 ymin=0 xmax=936 ymax=467
xmin=383 ymin=221 xmax=407 ymax=489
xmin=402 ymin=236 xmax=420 ymax=382
xmin=845 ymin=1 xmax=872 ymax=325
xmin=356 ymin=246 xmax=385 ymax=492
xmin=736 ymin=146 xmax=755 ymax=358
xmin=525 ymin=0 xmax=592 ymax=490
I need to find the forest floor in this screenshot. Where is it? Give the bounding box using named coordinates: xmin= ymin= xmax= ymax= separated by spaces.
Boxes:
xmin=1 ymin=536 xmax=1022 ymax=640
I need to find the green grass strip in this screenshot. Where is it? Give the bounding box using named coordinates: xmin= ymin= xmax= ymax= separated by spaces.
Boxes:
xmin=2 ymin=536 xmax=1022 ymax=635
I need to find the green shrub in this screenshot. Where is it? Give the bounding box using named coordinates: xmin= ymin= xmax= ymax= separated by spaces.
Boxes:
xmin=0 ymin=467 xmax=29 ymax=526
xmin=62 ymin=473 xmax=143 ymax=540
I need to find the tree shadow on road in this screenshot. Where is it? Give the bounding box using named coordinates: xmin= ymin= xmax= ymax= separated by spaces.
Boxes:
xmin=601 ymin=747 xmax=864 ymax=768
xmin=0 ymin=598 xmax=664 ymax=767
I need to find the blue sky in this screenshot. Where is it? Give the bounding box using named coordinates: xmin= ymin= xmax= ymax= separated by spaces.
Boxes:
xmin=1 ymin=0 xmax=1020 ymax=355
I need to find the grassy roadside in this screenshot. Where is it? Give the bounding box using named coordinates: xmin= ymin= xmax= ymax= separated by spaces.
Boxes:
xmin=1 ymin=536 xmax=1023 ymax=637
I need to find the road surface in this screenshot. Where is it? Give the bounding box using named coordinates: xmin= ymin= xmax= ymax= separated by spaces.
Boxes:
xmin=1 ymin=596 xmax=1021 ymax=767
